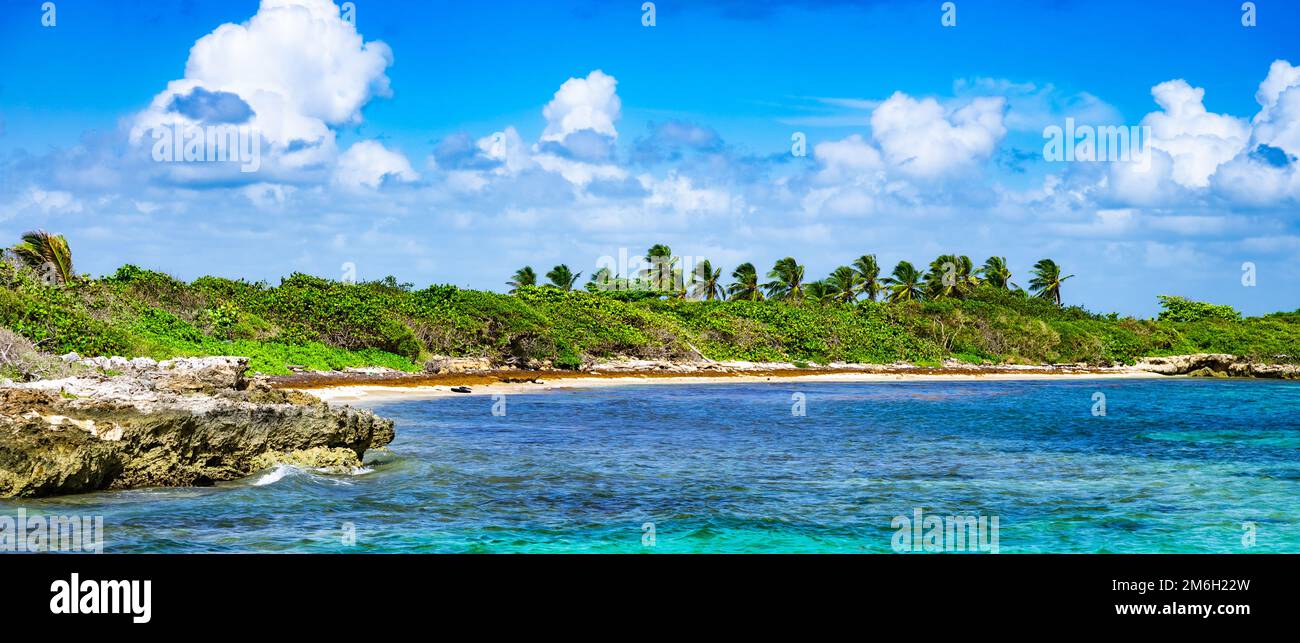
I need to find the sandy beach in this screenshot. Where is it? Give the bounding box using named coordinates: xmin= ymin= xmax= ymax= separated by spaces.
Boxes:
xmin=283 ymin=365 xmax=1164 ymax=406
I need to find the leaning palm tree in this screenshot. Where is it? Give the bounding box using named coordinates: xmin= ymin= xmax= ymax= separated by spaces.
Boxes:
xmin=882 ymin=260 xmax=925 ymax=303
xmin=507 ymin=266 xmax=537 ymax=292
xmin=640 ymin=243 xmax=678 ymax=291
xmin=1029 ymin=258 xmax=1074 ymax=305
xmin=764 ymin=257 xmax=805 ymax=301
xmin=923 ymin=254 xmax=979 ymax=299
xmin=690 ymin=259 xmax=724 ymax=301
xmin=851 ymin=254 xmax=881 ymax=302
xmin=727 ymin=262 xmax=765 ymax=301
xmin=546 ymin=264 xmax=581 ymax=291
xmin=825 ymin=265 xmax=861 ymax=304
xmin=587 ymin=266 xmax=616 ymax=291
xmin=804 ymin=280 xmax=835 ymax=304
xmin=978 ymin=256 xmax=1016 ymax=290
xmin=13 ymin=230 xmax=74 ymax=285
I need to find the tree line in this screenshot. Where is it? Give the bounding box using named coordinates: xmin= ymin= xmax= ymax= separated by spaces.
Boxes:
xmin=3 ymin=230 xmax=1075 ymax=307
xmin=509 ymin=245 xmax=1075 ymax=305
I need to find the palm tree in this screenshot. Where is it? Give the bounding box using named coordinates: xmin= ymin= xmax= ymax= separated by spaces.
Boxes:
xmin=978 ymin=256 xmax=1016 ymax=290
xmin=507 ymin=266 xmax=537 ymax=292
xmin=764 ymin=257 xmax=805 ymax=301
xmin=923 ymin=254 xmax=979 ymax=299
xmin=546 ymin=264 xmax=581 ymax=291
xmin=640 ymin=243 xmax=678 ymax=291
xmin=587 ymin=266 xmax=615 ymax=291
xmin=882 ymin=260 xmax=925 ymax=303
xmin=804 ymin=280 xmax=835 ymax=304
xmin=727 ymin=262 xmax=764 ymax=301
xmin=12 ymin=230 xmax=74 ymax=285
xmin=690 ymin=260 xmax=724 ymax=301
xmin=1029 ymin=258 xmax=1074 ymax=305
xmin=851 ymin=254 xmax=881 ymax=302
xmin=825 ymin=265 xmax=861 ymax=304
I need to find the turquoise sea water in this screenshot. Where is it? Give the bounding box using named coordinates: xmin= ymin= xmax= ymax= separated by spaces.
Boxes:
xmin=5 ymin=379 xmax=1299 ymax=553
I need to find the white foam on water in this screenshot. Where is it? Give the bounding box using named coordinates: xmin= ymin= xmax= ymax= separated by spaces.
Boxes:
xmin=253 ymin=465 xmax=294 ymax=486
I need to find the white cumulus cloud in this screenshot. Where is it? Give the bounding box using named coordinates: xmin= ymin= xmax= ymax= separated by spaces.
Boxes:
xmin=541 ymin=70 xmax=621 ymax=142
xmin=130 ymin=0 xmax=394 ymax=176
xmin=531 ymin=70 xmax=626 ymax=186
xmin=333 ymin=140 xmax=418 ymax=190
xmin=1251 ymin=60 xmax=1300 ymax=157
xmin=1140 ymin=80 xmax=1250 ymax=189
xmin=811 ymin=134 xmax=884 ymax=185
xmin=870 ymin=92 xmax=1007 ymax=178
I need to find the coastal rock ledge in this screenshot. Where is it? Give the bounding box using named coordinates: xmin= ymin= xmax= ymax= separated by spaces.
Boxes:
xmin=0 ymin=357 xmax=394 ymax=498
xmin=1134 ymin=353 xmax=1300 ymax=379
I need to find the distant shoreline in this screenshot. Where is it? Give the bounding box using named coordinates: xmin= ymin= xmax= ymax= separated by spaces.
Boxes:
xmin=276 ymin=363 xmax=1166 ymax=406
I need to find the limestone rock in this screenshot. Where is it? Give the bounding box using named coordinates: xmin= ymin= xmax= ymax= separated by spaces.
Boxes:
xmin=424 ymin=355 xmax=492 ymax=374
xmin=251 ymin=447 xmax=364 ymax=474
xmin=1134 ymin=354 xmax=1300 ymax=379
xmin=0 ymin=357 xmax=394 ymax=498
xmin=152 ymin=356 xmax=248 ymax=392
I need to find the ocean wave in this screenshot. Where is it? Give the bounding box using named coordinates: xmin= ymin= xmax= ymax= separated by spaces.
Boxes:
xmin=252 ymin=465 xmax=295 ymax=486
xmin=315 ymin=466 xmax=374 ymax=476
xmin=252 ymin=464 xmax=359 ymax=487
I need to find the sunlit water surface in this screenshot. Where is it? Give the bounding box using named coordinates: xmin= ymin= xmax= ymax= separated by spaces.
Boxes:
xmin=6 ymin=379 xmax=1298 ymax=553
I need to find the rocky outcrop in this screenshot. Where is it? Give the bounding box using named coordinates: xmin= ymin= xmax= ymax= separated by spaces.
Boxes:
xmin=1134 ymin=354 xmax=1300 ymax=379
xmin=0 ymin=357 xmax=394 ymax=498
xmin=589 ymin=359 xmax=728 ymax=373
xmin=424 ymin=355 xmax=493 ymax=374
xmin=251 ymin=446 xmax=371 ymax=474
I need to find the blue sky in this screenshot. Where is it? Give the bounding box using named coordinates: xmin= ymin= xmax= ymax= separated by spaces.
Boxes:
xmin=2 ymin=0 xmax=1299 ymax=316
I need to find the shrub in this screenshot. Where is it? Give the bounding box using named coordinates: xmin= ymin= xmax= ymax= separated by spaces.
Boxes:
xmin=1156 ymin=295 xmax=1242 ymax=323
xmin=0 ymin=326 xmax=79 ymax=381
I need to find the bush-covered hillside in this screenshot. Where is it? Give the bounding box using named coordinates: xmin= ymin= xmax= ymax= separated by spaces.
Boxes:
xmin=2 ymin=257 xmax=1298 ymax=377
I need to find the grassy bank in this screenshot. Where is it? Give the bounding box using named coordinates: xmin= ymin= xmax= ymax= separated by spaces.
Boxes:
xmin=2 ymin=258 xmax=1298 ymax=377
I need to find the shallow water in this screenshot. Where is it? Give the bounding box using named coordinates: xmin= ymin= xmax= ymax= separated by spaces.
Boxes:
xmin=5 ymin=379 xmax=1299 ymax=553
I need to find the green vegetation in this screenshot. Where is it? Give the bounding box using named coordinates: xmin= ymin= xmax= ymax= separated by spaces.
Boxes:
xmin=1156 ymin=295 xmax=1243 ymax=323
xmin=727 ymin=262 xmax=763 ymax=301
xmin=545 ymin=264 xmax=581 ymax=291
xmin=12 ymin=230 xmax=74 ymax=285
xmin=690 ymin=260 xmax=724 ymax=301
xmin=0 ymin=326 xmax=81 ymax=381
xmin=506 ymin=266 xmax=537 ymax=292
xmin=2 ymin=234 xmax=1298 ymax=376
xmin=1028 ymin=259 xmax=1074 ymax=305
